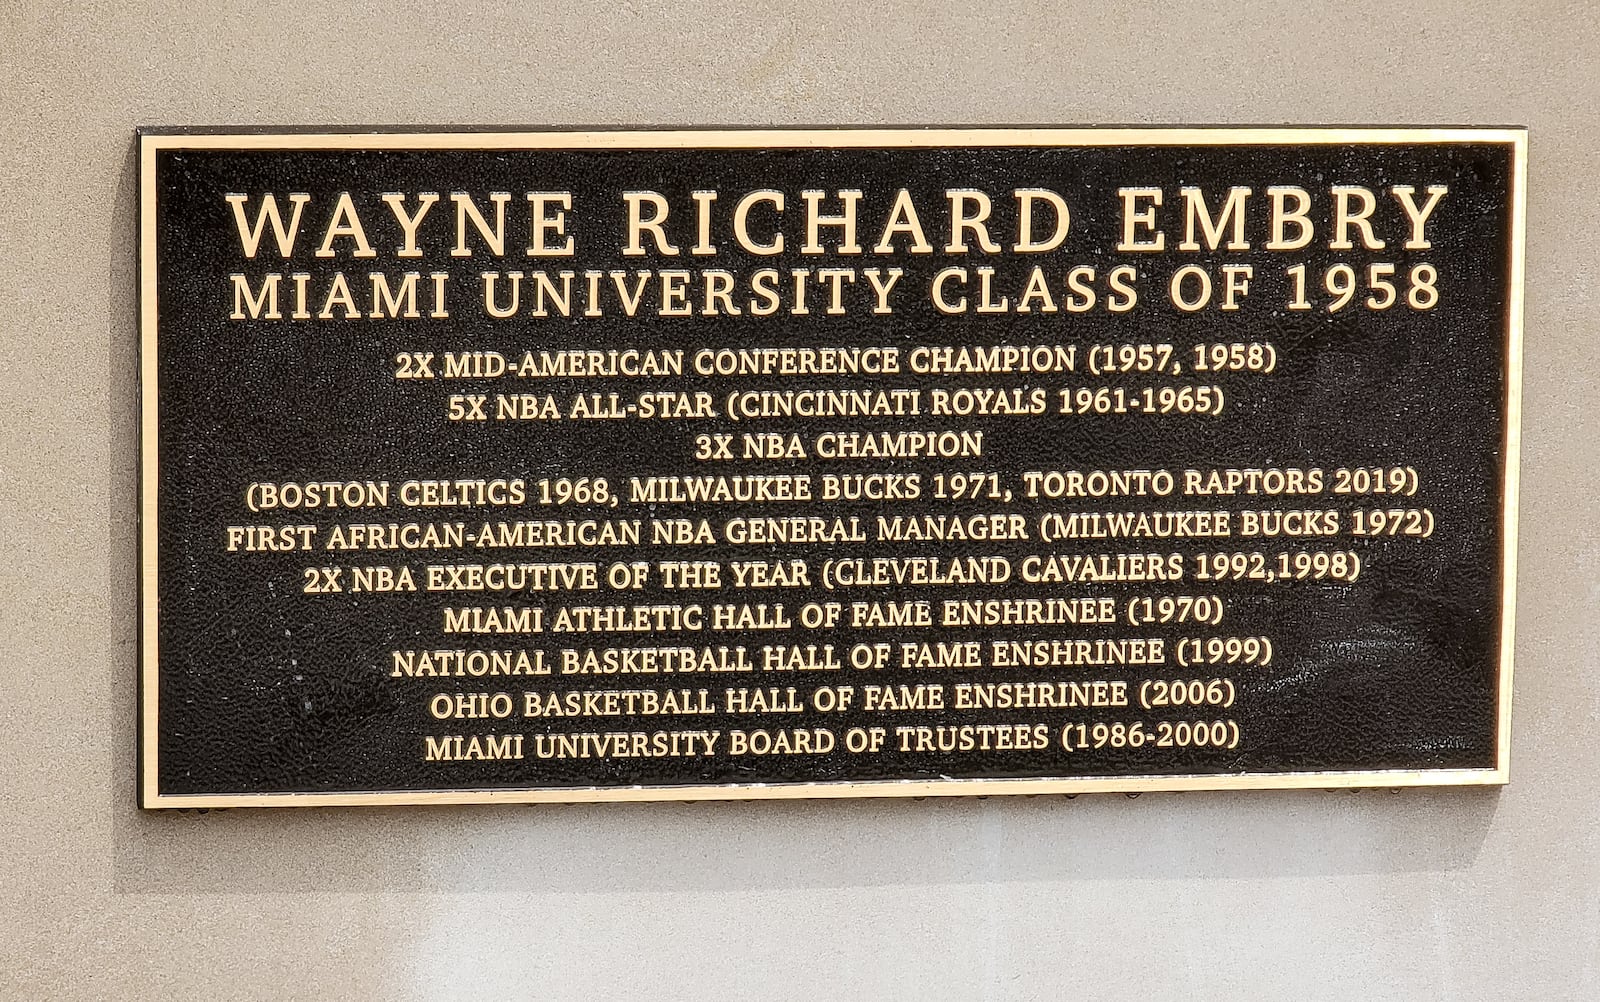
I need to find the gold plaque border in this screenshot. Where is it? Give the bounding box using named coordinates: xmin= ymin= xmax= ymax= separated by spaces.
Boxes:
xmin=138 ymin=127 xmax=1527 ymax=809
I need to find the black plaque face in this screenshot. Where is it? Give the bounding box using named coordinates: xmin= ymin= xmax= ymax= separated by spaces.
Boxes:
xmin=138 ymin=128 xmax=1525 ymax=807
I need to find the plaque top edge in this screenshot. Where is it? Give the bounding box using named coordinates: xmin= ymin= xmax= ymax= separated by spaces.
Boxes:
xmin=135 ymin=125 xmax=1530 ymax=153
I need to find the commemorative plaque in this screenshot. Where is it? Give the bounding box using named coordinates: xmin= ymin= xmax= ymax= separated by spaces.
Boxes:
xmin=139 ymin=127 xmax=1525 ymax=807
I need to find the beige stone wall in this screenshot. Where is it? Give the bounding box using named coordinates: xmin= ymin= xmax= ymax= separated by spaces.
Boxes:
xmin=1 ymin=2 xmax=1594 ymax=996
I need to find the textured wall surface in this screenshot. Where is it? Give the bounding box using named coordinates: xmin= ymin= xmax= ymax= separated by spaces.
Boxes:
xmin=1 ymin=3 xmax=1595 ymax=998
